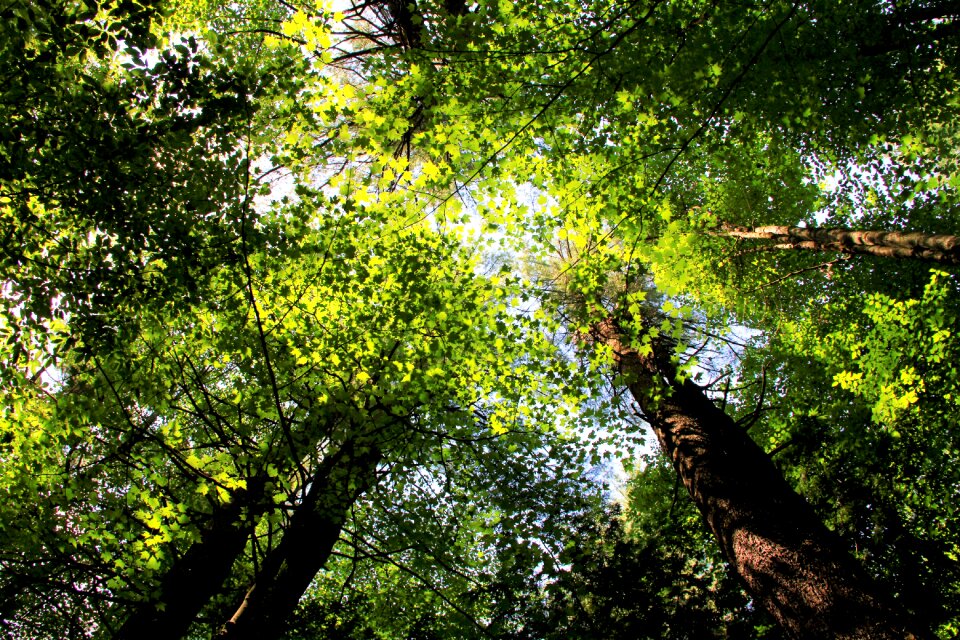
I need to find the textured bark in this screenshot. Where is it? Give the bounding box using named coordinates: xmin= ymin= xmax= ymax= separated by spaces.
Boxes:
xmin=592 ymin=318 xmax=926 ymax=640
xmin=115 ymin=477 xmax=272 ymax=640
xmin=216 ymin=441 xmax=383 ymax=640
xmin=719 ymin=224 xmax=960 ymax=265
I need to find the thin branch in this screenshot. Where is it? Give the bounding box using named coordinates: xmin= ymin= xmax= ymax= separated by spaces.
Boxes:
xmin=237 ymin=113 xmax=306 ymax=484
xmin=737 ymin=364 xmax=767 ymax=431
xmin=743 ymin=257 xmax=843 ymax=293
xmin=342 ymin=532 xmax=493 ymax=637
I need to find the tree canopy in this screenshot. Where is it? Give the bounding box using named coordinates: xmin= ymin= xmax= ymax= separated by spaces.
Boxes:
xmin=2 ymin=0 xmax=959 ymax=638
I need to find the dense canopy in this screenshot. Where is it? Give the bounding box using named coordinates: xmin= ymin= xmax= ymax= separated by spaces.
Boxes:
xmin=2 ymin=0 xmax=959 ymax=638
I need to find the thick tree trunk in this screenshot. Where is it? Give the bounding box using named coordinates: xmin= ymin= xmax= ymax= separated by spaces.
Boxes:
xmin=719 ymin=224 xmax=960 ymax=264
xmin=116 ymin=410 xmax=351 ymax=639
xmin=591 ymin=318 xmax=926 ymax=640
xmin=216 ymin=440 xmax=383 ymax=640
xmin=115 ymin=477 xmax=272 ymax=640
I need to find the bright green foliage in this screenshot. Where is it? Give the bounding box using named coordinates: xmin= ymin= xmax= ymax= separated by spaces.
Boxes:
xmin=3 ymin=0 xmax=960 ymax=637
xmin=402 ymin=0 xmax=960 ymax=330
xmin=0 ymin=2 xmax=612 ymax=636
xmin=0 ymin=183 xmax=598 ymax=636
xmin=0 ymin=0 xmax=259 ymax=360
xmin=810 ymin=270 xmax=960 ymax=427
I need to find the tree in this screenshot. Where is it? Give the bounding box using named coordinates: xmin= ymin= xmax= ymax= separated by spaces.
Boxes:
xmin=731 ymin=268 xmax=960 ymax=636
xmin=421 ymin=4 xmax=960 ymax=631
xmin=0 ymin=5 xmax=610 ymax=631
xmin=215 ymin=436 xmax=384 ymax=640
xmin=3 ymin=0 xmax=960 ymax=638
xmin=710 ymin=225 xmax=960 ymax=265
xmin=587 ymin=316 xmax=923 ymax=639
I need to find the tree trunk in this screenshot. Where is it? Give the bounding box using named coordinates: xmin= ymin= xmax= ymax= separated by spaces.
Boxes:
xmin=216 ymin=440 xmax=383 ymax=640
xmin=115 ymin=476 xmax=272 ymax=640
xmin=718 ymin=224 xmax=960 ymax=265
xmin=116 ymin=410 xmax=351 ymax=639
xmin=591 ymin=318 xmax=927 ymax=640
